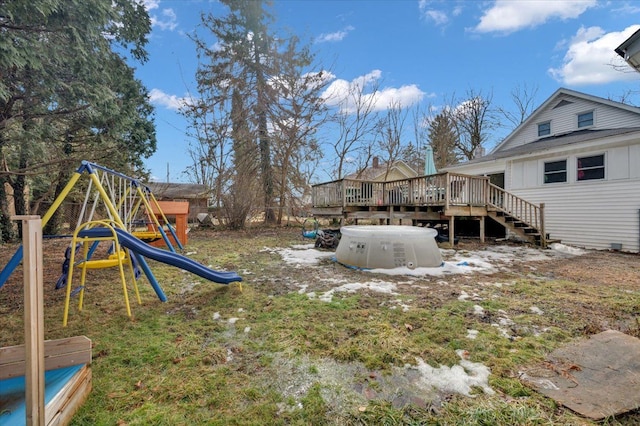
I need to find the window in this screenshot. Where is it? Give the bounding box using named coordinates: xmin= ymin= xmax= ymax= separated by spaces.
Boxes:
xmin=544 ymin=160 xmax=567 ymax=184
xmin=577 ymin=154 xmax=604 ymax=181
xmin=577 ymin=111 xmax=594 ymax=128
xmin=538 ymin=121 xmax=551 ymax=137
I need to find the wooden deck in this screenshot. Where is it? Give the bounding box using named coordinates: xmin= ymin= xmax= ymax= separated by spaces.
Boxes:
xmin=311 ymin=172 xmax=547 ymax=247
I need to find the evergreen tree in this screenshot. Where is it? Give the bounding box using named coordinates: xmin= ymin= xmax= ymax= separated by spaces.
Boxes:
xmin=188 ymin=0 xmax=323 ymax=227
xmin=0 ymin=0 xmax=156 ymax=241
xmin=427 ymin=112 xmax=460 ymax=169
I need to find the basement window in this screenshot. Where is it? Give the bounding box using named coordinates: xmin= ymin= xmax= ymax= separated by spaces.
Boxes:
xmin=544 ymin=160 xmax=567 ymax=184
xmin=577 ymin=154 xmax=604 ymax=181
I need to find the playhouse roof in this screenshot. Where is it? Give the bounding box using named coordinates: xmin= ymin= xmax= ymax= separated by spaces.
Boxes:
xmin=146 ymin=182 xmax=209 ymax=200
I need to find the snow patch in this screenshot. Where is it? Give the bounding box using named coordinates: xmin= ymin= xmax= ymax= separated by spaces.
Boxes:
xmin=318 ymin=280 xmax=398 ymax=303
xmin=549 ymin=243 xmax=586 ymax=256
xmin=530 ymin=306 xmax=544 ymax=315
xmin=413 ymin=350 xmax=494 ymax=397
xmin=265 ymin=245 xmax=333 ymax=266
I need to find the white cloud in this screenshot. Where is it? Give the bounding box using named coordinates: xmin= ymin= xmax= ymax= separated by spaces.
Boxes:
xmin=374 ymin=85 xmax=426 ymax=110
xmin=548 ymin=25 xmax=640 ymax=85
xmin=148 ymin=88 xmax=191 ymax=111
xmin=139 ymin=0 xmax=178 ymax=31
xmin=424 ymin=9 xmax=448 ymax=26
xmin=611 ymin=2 xmax=640 ymax=15
xmin=475 ymin=0 xmax=596 ymax=34
xmin=151 ymin=8 xmax=178 ymax=31
xmin=315 ymin=26 xmax=354 ymax=43
xmin=321 ymin=70 xmax=425 ymax=114
xmin=418 ymin=0 xmax=451 ymax=26
xmin=139 ymin=0 xmax=159 ymax=11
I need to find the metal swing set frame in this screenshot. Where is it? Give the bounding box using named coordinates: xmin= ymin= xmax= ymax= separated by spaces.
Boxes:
xmin=0 ymin=161 xmax=181 ymax=302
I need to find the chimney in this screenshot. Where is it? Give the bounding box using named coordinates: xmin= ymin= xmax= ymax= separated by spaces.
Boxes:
xmin=373 ymin=157 xmax=379 ymax=168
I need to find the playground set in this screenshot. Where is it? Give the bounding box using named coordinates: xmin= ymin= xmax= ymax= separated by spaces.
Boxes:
xmin=0 ymin=162 xmax=242 ymax=424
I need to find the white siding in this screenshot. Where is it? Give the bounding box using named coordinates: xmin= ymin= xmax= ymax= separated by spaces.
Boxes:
xmin=608 ymin=146 xmax=629 ymax=180
xmin=499 ymin=94 xmax=640 ymax=151
xmin=632 ymin=144 xmax=640 ymax=179
xmin=442 ymin=160 xmax=506 ymax=177
xmin=500 ymin=141 xmax=640 ymax=252
xmin=511 ymin=162 xmax=523 ymax=189
xmin=523 ymin=160 xmax=538 ymax=188
xmin=510 ymin=179 xmax=640 ymax=253
xmin=506 ymin=144 xmax=637 ymax=188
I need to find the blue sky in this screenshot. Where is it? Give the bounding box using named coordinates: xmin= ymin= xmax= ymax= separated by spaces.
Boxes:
xmin=136 ymin=0 xmax=640 ymax=183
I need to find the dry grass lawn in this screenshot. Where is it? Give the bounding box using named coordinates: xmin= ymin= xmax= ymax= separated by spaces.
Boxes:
xmin=1 ymin=226 xmax=639 ymax=425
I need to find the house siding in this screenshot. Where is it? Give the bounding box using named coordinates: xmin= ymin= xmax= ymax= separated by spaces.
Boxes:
xmin=505 ymin=141 xmax=640 ymax=252
xmin=509 ymin=142 xmax=638 ymax=190
xmin=374 ymin=168 xmax=414 ymax=182
xmin=500 ymin=94 xmax=640 ymax=151
xmin=508 ymin=180 xmax=640 ymax=253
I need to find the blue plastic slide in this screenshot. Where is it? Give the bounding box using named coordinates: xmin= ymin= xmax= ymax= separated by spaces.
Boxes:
xmin=78 ymin=228 xmax=242 ymax=285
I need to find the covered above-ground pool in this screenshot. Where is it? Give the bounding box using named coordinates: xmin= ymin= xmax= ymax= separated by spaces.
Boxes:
xmin=336 ymin=225 xmax=442 ymax=269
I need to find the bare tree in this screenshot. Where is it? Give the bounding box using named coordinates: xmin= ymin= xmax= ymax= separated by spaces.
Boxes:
xmin=182 ymin=97 xmax=234 ymax=223
xmin=329 ymin=75 xmax=380 ymax=179
xmin=375 ymin=101 xmax=409 ymax=180
xmin=270 ymin=39 xmax=330 ymax=224
xmin=607 ymin=89 xmax=640 ymax=106
xmin=498 ymin=83 xmax=539 ymax=128
xmin=445 ymin=89 xmax=498 ymax=161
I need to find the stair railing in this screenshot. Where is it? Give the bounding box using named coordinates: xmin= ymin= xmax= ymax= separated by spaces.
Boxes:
xmin=486 ymin=182 xmax=546 ymax=247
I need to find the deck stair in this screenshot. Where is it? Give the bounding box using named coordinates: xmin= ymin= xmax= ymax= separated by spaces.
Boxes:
xmin=486 ymin=183 xmax=551 ymax=247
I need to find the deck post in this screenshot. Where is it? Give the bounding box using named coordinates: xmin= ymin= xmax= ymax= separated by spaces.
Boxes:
xmin=479 ymin=216 xmax=485 ymax=243
xmin=539 ymin=203 xmax=546 ymax=248
xmin=445 ymin=173 xmax=450 ymax=211
xmin=15 ymin=215 xmax=45 ymax=426
xmin=448 ymin=215 xmax=455 ymax=248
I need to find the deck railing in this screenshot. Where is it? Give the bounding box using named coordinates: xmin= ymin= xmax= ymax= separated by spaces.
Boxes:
xmin=312 ymin=172 xmax=489 ymax=208
xmin=311 ymin=173 xmax=546 ymax=247
xmin=487 ymin=182 xmax=546 ymax=247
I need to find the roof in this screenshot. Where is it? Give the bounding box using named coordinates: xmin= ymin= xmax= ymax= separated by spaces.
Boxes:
xmin=146 ymin=182 xmax=209 ymax=199
xmin=615 ymin=27 xmax=640 ymax=72
xmin=345 ymin=160 xmax=417 ymax=181
xmin=491 ymin=88 xmax=640 ymax=153
xmin=450 ymin=127 xmax=640 ymax=167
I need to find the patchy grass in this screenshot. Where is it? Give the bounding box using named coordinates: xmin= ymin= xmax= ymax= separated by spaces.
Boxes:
xmin=1 ymin=226 xmax=639 ymax=425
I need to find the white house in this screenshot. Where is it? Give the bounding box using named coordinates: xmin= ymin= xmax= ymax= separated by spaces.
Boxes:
xmin=443 ymin=88 xmax=640 ymax=253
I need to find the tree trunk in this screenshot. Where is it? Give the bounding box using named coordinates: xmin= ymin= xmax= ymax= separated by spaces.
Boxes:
xmin=43 ymin=168 xmax=69 ymax=236
xmin=258 ymin=110 xmax=275 ymax=224
xmin=0 ymin=176 xmax=16 ymax=242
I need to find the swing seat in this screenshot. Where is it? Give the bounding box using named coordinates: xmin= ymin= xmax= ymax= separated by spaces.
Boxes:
xmin=63 ymin=220 xmax=141 ymax=326
xmin=130 ymin=230 xmax=163 ymax=242
xmin=80 ymin=250 xmax=126 ymax=269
